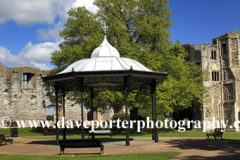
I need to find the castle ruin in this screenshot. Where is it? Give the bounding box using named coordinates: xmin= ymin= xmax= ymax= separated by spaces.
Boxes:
xmin=0 ymin=64 xmax=112 ymax=125
xmin=4 ymin=31 xmax=240 ymax=131
xmin=0 ymin=64 xmax=46 ymax=123
xmin=183 ymin=31 xmax=240 ymax=132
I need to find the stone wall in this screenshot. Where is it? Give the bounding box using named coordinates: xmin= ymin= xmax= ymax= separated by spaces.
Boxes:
xmin=223 ymin=102 xmax=235 ymax=130
xmin=0 ymin=65 xmax=46 ymax=125
xmin=0 ymin=64 xmax=114 ymax=126
xmin=54 ymin=98 xmax=113 ymax=123
xmin=223 ymin=84 xmax=234 ymax=101
xmin=230 ymin=38 xmax=239 ymax=67
xmin=54 ymin=98 xmax=88 ymax=122
xmin=211 ymin=84 xmax=221 ymax=120
xmin=182 ymin=31 xmax=240 ymax=131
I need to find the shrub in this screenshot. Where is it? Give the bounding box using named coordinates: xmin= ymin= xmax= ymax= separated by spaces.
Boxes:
xmin=47 ymin=115 xmax=54 ymax=121
xmin=112 ymin=113 xmax=128 ymax=121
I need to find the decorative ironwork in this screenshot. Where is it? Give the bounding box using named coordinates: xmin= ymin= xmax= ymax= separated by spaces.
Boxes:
xmin=45 ymin=76 xmax=165 ymax=93
xmin=83 ymin=76 xmax=125 ymax=88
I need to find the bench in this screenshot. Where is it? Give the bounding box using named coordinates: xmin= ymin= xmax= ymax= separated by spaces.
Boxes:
xmin=0 ymin=134 xmax=13 ymax=145
xmin=43 ymin=129 xmax=60 ymax=135
xmin=7 ymin=122 xmax=18 ymax=127
xmin=89 ymin=130 xmax=113 ymax=139
xmin=206 ymin=128 xmax=224 ymax=139
xmin=59 ymin=139 xmax=104 ymax=155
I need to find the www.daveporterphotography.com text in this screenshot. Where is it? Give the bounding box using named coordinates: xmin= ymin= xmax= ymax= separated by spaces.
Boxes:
xmin=0 ymin=117 xmax=239 ymax=132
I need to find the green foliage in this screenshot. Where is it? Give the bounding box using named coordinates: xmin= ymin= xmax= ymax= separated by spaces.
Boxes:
xmin=112 ymin=113 xmax=128 ymax=121
xmin=67 ymin=90 xmax=124 ymax=114
xmin=46 ymin=115 xmax=54 ymax=121
xmin=51 ymin=0 xmax=173 ymax=72
xmin=47 ymin=0 xmax=209 ymax=120
xmin=138 ymin=109 xmax=165 ymax=121
xmin=156 ymin=42 xmax=210 ymax=112
xmin=52 ymin=7 xmax=103 ymax=70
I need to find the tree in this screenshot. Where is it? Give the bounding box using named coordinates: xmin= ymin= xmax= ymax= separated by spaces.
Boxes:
xmin=48 ymin=0 xmax=209 ymax=122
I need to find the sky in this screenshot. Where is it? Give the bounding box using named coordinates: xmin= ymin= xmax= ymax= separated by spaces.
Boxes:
xmin=1 ymin=0 xmax=240 ymax=70
xmin=0 ymin=0 xmax=240 ymax=114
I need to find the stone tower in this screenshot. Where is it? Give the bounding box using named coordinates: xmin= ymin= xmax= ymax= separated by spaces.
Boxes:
xmin=183 ymin=31 xmax=240 ymax=131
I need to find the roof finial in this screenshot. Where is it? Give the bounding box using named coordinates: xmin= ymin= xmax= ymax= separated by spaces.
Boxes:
xmin=103 ymin=22 xmax=107 ymax=35
xmin=102 ymin=19 xmax=108 ymax=36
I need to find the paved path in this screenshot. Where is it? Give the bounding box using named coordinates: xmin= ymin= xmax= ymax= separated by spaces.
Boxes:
xmin=1 ymin=137 xmax=240 ymax=159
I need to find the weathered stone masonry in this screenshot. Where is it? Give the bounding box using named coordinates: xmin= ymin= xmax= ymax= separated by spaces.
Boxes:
xmin=183 ymin=31 xmax=240 ymax=131
xmin=0 ymin=64 xmax=112 ymax=125
xmin=0 ymin=64 xmax=46 ymax=124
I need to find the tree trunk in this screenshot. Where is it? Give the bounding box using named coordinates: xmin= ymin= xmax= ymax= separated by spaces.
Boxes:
xmin=130 ymin=107 xmax=139 ymax=130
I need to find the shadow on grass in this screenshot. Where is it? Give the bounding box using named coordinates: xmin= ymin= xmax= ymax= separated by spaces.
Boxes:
xmin=59 ymin=152 xmax=101 ymax=155
xmin=181 ymin=152 xmax=240 ymax=160
xmin=167 ymin=138 xmax=228 ymax=150
xmin=166 ymin=138 xmax=240 ymax=160
xmin=1 ymin=127 xmax=176 ymax=137
xmin=30 ymin=127 xmax=89 ymax=136
xmin=31 ymin=127 xmax=176 ymax=136
xmin=26 ymin=138 xmax=134 ymax=145
xmin=98 ymin=138 xmax=134 ymax=143
xmin=26 ymin=140 xmax=56 ymax=145
xmin=114 ymin=128 xmax=175 ymax=136
xmin=29 ymin=128 xmax=45 ymax=134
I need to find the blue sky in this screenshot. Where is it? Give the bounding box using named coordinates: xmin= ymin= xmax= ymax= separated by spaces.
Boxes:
xmin=1 ymin=0 xmax=240 ymax=70
xmin=169 ymin=0 xmax=240 ymax=45
xmin=0 ymin=0 xmax=239 ymax=115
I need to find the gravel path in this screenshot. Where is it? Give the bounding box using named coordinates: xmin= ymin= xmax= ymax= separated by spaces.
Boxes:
xmin=1 ymin=137 xmax=240 ymax=159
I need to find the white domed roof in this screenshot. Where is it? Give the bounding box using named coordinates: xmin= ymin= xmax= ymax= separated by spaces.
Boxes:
xmin=58 ymin=35 xmax=154 ymax=74
xmin=91 ymin=35 xmax=120 ymax=58
xmin=58 ymin=56 xmax=152 ymax=74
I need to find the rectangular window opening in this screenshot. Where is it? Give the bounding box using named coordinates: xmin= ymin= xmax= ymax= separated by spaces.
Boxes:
xmin=22 ymin=73 xmax=35 ymax=89
xmin=222 ymin=44 xmax=227 ymax=55
xmin=211 ymin=50 xmax=217 ymax=59
xmin=22 ymin=74 xmax=27 ymax=88
xmin=212 ymin=71 xmax=219 ymax=81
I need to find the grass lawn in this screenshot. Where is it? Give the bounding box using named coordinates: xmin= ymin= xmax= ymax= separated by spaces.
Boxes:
xmin=0 ymin=153 xmax=181 ymax=160
xmin=0 ymin=128 xmax=44 ymax=137
xmin=0 ymin=142 xmax=22 ymax=146
xmin=1 ymin=127 xmax=240 ymax=141
xmin=13 ymin=129 xmax=239 ymax=140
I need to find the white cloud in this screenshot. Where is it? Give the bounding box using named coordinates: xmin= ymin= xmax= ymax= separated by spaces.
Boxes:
xmin=30 ymin=61 xmax=51 ymax=70
xmin=37 ymin=20 xmax=65 ymax=41
xmin=72 ymin=0 xmax=98 ymax=13
xmin=0 ymin=0 xmax=98 ymax=69
xmin=36 ymin=0 xmax=98 ymax=41
xmin=20 ymin=41 xmax=59 ymax=63
xmin=0 ymin=47 xmax=19 ymax=63
xmin=0 ymin=41 xmax=59 ymax=70
xmin=0 ymin=0 xmax=98 ymax=26
xmin=0 ymin=0 xmax=52 ymax=25
xmin=0 ymin=0 xmax=76 ymax=25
